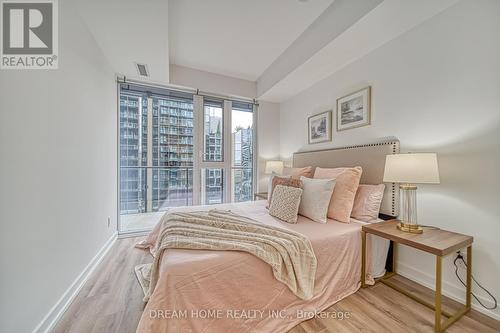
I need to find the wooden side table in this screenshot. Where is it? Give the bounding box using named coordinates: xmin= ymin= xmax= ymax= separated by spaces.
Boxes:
xmin=253 ymin=192 xmax=268 ymax=201
xmin=361 ymin=220 xmax=473 ymax=333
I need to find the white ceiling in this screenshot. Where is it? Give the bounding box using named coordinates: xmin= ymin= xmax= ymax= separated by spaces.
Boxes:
xmin=76 ymin=0 xmax=170 ymax=83
xmin=168 ymin=0 xmax=334 ymax=81
xmin=259 ymin=0 xmax=460 ymax=101
xmin=75 ymin=0 xmax=460 ymax=103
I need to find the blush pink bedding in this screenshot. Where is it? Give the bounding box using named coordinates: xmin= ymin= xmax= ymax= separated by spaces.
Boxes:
xmin=135 ymin=200 xmax=374 ymax=333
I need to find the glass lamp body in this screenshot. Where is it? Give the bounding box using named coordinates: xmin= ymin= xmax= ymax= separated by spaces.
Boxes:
xmin=398 ymin=184 xmax=422 ymax=234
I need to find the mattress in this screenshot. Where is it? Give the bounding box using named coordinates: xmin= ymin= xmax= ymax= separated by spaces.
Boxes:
xmin=136 ymin=200 xmax=388 ymax=333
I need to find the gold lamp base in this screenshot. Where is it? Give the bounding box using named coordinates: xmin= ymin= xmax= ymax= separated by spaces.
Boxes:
xmin=397 ymin=222 xmax=423 ymax=234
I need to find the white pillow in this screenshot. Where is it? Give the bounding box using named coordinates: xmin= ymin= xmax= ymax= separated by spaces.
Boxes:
xmin=299 ymin=176 xmax=336 ymax=224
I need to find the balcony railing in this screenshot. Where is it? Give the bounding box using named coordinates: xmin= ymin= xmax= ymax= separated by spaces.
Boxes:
xmin=120 ymin=166 xmax=193 ymax=215
xmin=231 ymin=167 xmax=253 ymax=203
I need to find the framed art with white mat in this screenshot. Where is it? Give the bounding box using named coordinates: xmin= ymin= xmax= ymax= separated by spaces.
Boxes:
xmin=336 ymin=86 xmax=371 ymax=131
xmin=308 ymin=110 xmax=332 ymax=144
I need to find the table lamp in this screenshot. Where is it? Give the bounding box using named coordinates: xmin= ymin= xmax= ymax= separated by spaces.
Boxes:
xmin=265 ymin=160 xmax=284 ymax=175
xmin=383 ymin=153 xmax=440 ymax=233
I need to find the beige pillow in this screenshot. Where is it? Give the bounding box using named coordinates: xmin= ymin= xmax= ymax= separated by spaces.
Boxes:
xmin=351 ymin=184 xmax=385 ymax=222
xmin=282 ymin=166 xmax=314 ymax=179
xmin=314 ymin=166 xmax=363 ymax=223
xmin=269 ymin=185 xmax=303 ymax=224
xmin=298 ymin=176 xmax=336 ymax=224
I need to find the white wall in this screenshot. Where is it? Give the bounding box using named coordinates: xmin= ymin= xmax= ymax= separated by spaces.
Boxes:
xmin=279 ymin=0 xmax=500 ymax=319
xmin=257 ymin=101 xmax=281 ymax=193
xmin=0 ymin=1 xmax=117 ymax=332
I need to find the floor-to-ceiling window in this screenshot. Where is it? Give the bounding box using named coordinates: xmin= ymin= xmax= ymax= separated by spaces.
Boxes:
xmin=118 ymin=82 xmax=255 ymax=233
xmin=231 ymin=101 xmax=254 ymax=202
xmin=200 ymin=99 xmax=224 ymax=205
xmin=119 ymin=84 xmax=194 ymax=232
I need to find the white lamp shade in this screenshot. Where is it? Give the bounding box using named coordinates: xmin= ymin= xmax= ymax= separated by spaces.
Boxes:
xmin=383 ymin=153 xmax=440 ymax=184
xmin=265 ymin=160 xmax=284 ymax=175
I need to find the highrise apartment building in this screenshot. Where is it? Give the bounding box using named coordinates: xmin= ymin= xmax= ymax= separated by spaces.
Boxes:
xmin=119 ymin=87 xmax=253 ymax=214
xmin=120 ymin=91 xmax=195 ymax=214
xmin=233 ymin=127 xmax=253 ymax=202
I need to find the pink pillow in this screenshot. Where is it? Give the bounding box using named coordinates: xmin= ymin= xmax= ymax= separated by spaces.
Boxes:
xmin=314 ymin=166 xmax=362 ymax=223
xmin=351 ymin=184 xmax=385 ymax=222
xmin=282 ymin=166 xmax=314 ymax=179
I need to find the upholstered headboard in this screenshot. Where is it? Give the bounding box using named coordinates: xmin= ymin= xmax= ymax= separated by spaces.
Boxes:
xmin=293 ymin=139 xmax=400 ymax=217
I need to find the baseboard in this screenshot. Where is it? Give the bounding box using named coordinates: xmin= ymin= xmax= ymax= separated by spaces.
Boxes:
xmin=32 ymin=232 xmax=118 ymax=333
xmin=397 ymin=261 xmax=500 ymax=321
xmin=118 ymin=230 xmax=150 ymax=239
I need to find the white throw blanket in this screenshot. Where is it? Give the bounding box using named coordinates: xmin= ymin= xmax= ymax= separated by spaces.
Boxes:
xmin=135 ymin=209 xmax=317 ymax=300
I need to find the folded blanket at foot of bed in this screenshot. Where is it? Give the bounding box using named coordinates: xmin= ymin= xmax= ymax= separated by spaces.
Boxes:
xmin=135 ymin=209 xmax=317 ymax=301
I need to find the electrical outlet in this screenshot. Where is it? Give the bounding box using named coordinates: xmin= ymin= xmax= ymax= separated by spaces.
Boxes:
xmin=455 ymin=251 xmax=467 ymax=269
xmin=107 ymin=217 xmax=111 ymax=228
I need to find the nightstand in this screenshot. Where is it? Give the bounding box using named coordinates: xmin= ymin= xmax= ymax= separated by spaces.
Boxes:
xmin=253 ymin=192 xmax=268 ymax=201
xmin=361 ymin=220 xmax=473 ymax=333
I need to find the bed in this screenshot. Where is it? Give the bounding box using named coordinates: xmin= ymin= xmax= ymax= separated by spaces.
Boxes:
xmin=135 ymin=139 xmax=400 ymax=333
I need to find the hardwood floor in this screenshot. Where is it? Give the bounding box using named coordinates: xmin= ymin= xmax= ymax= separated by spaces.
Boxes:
xmin=54 ymin=237 xmax=499 ymax=333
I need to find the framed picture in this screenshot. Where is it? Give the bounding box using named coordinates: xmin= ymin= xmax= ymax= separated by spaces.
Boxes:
xmin=308 ymin=110 xmax=332 ymax=144
xmin=336 ymin=86 xmax=371 ymax=131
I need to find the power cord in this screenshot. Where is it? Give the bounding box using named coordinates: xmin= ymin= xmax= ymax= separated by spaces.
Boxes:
xmin=453 ymin=252 xmax=497 ymax=310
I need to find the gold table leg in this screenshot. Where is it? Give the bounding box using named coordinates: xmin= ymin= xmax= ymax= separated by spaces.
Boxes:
xmin=376 ymin=242 xmax=472 ymax=333
xmin=440 ymin=246 xmax=473 ymax=331
xmin=435 ymin=255 xmax=442 ymax=333
xmin=393 ymin=242 xmax=397 ymax=273
xmin=361 ymin=231 xmax=366 ymax=288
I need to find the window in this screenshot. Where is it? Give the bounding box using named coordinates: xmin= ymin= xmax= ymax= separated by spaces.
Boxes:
xmin=119 ymin=84 xmax=194 ymax=233
xmin=201 ymin=168 xmax=224 ymax=205
xmin=231 ymin=101 xmax=254 ymax=202
xmin=203 ymin=99 xmax=224 ymax=162
xmin=118 ymin=83 xmax=256 ymax=233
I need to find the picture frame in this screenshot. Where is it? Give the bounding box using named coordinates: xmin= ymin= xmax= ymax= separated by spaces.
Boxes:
xmin=336 ymin=86 xmax=371 ymax=131
xmin=308 ymin=110 xmax=332 ymax=144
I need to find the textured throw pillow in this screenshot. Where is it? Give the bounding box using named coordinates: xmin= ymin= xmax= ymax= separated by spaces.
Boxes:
xmin=314 ymin=166 xmax=363 ymax=223
xmin=269 ymin=185 xmax=303 ymax=223
xmin=351 ymin=184 xmax=385 ymax=222
xmin=282 ymin=166 xmax=314 ymax=179
xmin=298 ymin=176 xmax=336 ymax=224
xmin=268 ymin=176 xmax=302 ymax=206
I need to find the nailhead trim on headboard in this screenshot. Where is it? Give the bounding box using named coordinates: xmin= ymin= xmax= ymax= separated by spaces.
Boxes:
xmin=293 ymin=140 xmax=400 ymax=216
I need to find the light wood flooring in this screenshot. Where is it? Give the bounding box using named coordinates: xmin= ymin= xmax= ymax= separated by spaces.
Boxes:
xmin=53 ymin=237 xmax=500 ymax=333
